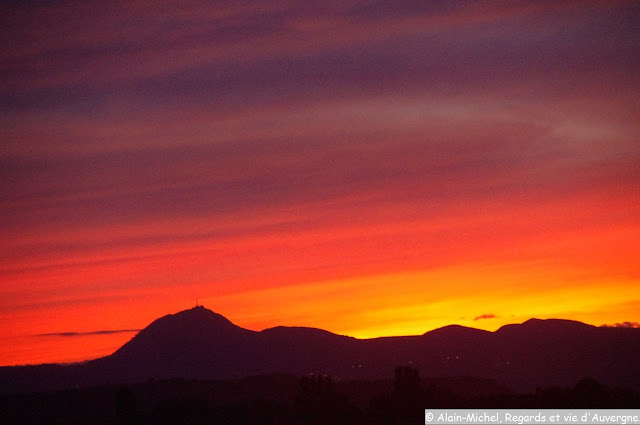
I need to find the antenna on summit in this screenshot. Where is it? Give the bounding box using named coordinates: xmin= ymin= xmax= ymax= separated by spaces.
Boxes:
xmin=195 ymin=297 xmax=199 ymax=307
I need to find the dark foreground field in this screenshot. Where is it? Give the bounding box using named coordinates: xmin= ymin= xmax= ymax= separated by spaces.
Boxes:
xmin=2 ymin=369 xmax=638 ymax=425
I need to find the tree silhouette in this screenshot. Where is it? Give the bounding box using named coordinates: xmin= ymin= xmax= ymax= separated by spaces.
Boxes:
xmin=394 ymin=365 xmax=421 ymax=397
xmin=368 ymin=365 xmax=426 ymax=424
xmin=115 ymin=385 xmax=139 ymax=425
xmin=294 ymin=374 xmax=362 ymax=424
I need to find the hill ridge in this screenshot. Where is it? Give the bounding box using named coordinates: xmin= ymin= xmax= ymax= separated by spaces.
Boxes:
xmin=1 ymin=306 xmax=638 ymax=395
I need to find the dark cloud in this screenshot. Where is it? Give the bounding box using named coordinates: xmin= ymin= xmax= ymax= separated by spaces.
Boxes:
xmin=601 ymin=322 xmax=640 ymax=329
xmin=37 ymin=329 xmax=140 ymax=337
xmin=474 ymin=314 xmax=496 ymax=321
xmin=2 ymin=1 xmax=638 ymax=114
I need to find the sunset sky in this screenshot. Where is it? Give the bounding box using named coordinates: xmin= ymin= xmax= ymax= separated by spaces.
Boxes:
xmin=1 ymin=0 xmax=639 ymax=366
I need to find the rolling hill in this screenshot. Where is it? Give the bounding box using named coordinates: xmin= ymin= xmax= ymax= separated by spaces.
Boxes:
xmin=1 ymin=306 xmax=638 ymax=395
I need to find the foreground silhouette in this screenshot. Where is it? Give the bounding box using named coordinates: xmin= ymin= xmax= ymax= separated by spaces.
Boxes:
xmin=1 ymin=371 xmax=638 ymax=424
xmin=1 ymin=306 xmax=639 ymax=397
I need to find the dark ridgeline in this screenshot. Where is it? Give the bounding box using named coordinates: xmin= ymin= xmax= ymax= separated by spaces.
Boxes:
xmin=1 ymin=306 xmax=639 ymax=397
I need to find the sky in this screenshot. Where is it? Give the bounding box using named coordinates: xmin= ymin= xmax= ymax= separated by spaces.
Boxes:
xmin=1 ymin=0 xmax=639 ymax=366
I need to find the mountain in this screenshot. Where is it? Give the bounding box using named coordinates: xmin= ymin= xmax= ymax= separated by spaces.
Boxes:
xmin=100 ymin=306 xmax=258 ymax=380
xmin=1 ymin=307 xmax=639 ymax=395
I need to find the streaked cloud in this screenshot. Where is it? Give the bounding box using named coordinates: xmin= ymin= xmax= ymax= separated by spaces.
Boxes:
xmin=601 ymin=322 xmax=640 ymax=329
xmin=37 ymin=329 xmax=141 ymax=338
xmin=474 ymin=314 xmax=496 ymax=321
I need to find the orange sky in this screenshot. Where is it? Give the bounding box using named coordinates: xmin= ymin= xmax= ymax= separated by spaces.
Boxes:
xmin=1 ymin=0 xmax=639 ymax=366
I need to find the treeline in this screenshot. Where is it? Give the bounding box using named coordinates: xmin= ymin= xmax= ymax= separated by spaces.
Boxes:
xmin=1 ymin=367 xmax=638 ymax=425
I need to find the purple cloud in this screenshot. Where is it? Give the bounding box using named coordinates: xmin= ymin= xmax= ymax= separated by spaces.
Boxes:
xmin=601 ymin=322 xmax=640 ymax=329
xmin=474 ymin=314 xmax=496 ymax=321
xmin=37 ymin=329 xmax=141 ymax=337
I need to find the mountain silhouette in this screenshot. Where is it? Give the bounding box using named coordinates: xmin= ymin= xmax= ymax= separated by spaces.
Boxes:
xmin=105 ymin=306 xmax=257 ymax=378
xmin=1 ymin=307 xmax=639 ymax=395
